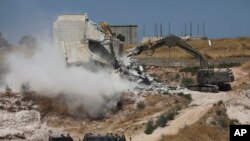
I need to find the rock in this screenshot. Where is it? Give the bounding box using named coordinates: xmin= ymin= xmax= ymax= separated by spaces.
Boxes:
xmin=139 ymin=65 xmax=144 ymax=72
xmin=205 ymin=117 xmax=215 ymax=126
xmin=246 ymin=89 xmax=250 ymax=98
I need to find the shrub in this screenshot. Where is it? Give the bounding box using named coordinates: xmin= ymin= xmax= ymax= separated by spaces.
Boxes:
xmin=177 ymin=92 xmax=192 ymax=101
xmin=217 ymin=62 xmax=241 ymax=68
xmin=217 ymin=117 xmax=230 ymax=128
xmin=217 ymin=100 xmax=224 ymax=106
xmin=5 ymin=85 xmax=12 ymax=95
xmin=144 ymin=120 xmax=155 ymax=134
xmin=174 ymin=73 xmax=181 ymax=80
xmin=144 ymin=106 xmax=181 ymax=133
xmin=167 ymin=110 xmax=176 ymax=120
xmin=156 ymin=113 xmax=168 ymax=127
xmin=181 ymin=77 xmax=194 ymax=87
xmin=204 ymin=102 xmax=233 ymax=129
xmin=20 ymin=82 xmax=31 ymax=95
xmin=230 ymin=119 xmax=239 ymax=125
xmin=136 ymin=101 xmax=145 ymax=109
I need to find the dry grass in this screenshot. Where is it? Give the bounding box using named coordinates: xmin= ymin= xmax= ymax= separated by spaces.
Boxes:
xmin=159 ymin=122 xmax=228 ymax=141
xmin=201 ymin=101 xmax=234 ymax=129
xmin=134 ymin=95 xmax=180 ymax=119
xmin=243 ymin=60 xmax=250 ymax=70
xmin=47 ymin=118 xmax=63 ymax=127
xmin=30 ymin=93 xmax=70 ymax=117
xmin=125 ymin=37 xmax=250 ymax=59
xmin=112 ymin=95 xmax=182 ymax=129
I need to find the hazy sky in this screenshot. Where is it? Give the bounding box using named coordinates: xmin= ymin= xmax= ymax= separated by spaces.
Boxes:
xmin=0 ymin=0 xmax=250 ymax=43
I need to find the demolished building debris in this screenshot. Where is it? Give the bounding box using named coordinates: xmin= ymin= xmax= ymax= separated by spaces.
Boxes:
xmin=0 ymin=13 xmax=188 ymax=140
xmin=0 ymin=93 xmax=69 ymax=140
xmin=117 ymin=57 xmax=187 ymax=94
xmin=54 ymin=13 xmax=187 ymax=94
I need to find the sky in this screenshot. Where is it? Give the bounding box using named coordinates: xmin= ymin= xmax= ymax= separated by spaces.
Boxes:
xmin=0 ymin=0 xmax=250 ymax=43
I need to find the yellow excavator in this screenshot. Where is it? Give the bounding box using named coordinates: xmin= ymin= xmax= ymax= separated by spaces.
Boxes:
xmin=127 ymin=34 xmax=234 ymax=93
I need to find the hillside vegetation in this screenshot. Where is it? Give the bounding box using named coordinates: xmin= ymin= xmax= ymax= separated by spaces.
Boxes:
xmin=125 ymin=37 xmax=250 ymax=59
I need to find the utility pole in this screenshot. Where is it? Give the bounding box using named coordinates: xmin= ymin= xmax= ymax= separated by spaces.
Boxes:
xmin=184 ymin=22 xmax=186 ymax=36
xmin=154 ymin=23 xmax=156 ymax=37
xmin=156 ymin=23 xmax=159 ymax=37
xmin=168 ymin=22 xmax=171 ymax=35
xmin=190 ymin=21 xmax=192 ymax=36
xmin=143 ymin=25 xmax=146 ymax=37
xmin=160 ymin=23 xmax=163 ymax=37
xmin=154 ymin=23 xmax=159 ymax=37
xmin=197 ymin=23 xmax=200 ymax=36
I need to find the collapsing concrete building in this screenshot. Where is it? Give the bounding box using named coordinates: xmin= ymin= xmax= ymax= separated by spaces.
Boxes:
xmin=53 ymin=13 xmax=123 ymax=66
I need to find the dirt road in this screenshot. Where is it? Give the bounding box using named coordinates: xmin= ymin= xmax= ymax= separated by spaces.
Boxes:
xmin=132 ymin=67 xmax=250 ymax=141
xmin=131 ymin=91 xmax=229 ymax=141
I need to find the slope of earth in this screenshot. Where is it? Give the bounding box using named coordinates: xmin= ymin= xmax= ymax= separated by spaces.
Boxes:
xmin=131 ymin=91 xmax=229 ymax=141
xmin=124 ymin=36 xmax=250 ymax=59
xmin=131 ymin=66 xmax=250 ymax=141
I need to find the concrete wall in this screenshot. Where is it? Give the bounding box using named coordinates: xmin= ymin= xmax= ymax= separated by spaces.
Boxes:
xmin=53 ymin=14 xmax=105 ymax=64
xmin=109 ymin=25 xmax=138 ymax=44
xmin=53 ymin=14 xmax=124 ymax=66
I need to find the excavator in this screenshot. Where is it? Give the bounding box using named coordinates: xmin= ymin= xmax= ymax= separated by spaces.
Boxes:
xmin=127 ymin=34 xmax=234 ymax=93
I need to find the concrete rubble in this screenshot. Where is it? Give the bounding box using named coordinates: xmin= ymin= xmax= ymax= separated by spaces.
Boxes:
xmin=53 ymin=13 xmax=187 ymax=94
xmin=0 ymin=93 xmax=68 ymax=140
xmin=117 ymin=57 xmax=187 ymax=94
xmin=0 ymin=94 xmax=36 ymax=112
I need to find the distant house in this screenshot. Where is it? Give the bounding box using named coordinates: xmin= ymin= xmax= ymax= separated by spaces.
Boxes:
xmin=109 ymin=25 xmax=138 ymax=44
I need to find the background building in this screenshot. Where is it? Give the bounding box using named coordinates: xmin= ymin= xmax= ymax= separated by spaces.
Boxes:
xmin=109 ymin=25 xmax=138 ymax=44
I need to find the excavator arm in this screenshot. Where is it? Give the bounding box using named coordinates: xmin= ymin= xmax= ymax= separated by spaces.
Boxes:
xmin=128 ymin=34 xmax=234 ymax=92
xmin=128 ymin=35 xmax=209 ymax=69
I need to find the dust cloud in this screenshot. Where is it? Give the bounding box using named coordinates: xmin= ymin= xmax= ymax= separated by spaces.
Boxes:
xmin=1 ymin=40 xmax=136 ymax=118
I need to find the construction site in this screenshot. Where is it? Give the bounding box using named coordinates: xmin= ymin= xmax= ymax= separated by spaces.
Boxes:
xmin=1 ymin=1 xmax=250 ymax=141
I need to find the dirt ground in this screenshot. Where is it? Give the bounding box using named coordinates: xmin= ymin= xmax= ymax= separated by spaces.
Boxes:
xmin=51 ymin=66 xmax=250 ymax=141
xmin=131 ymin=67 xmax=250 ymax=141
xmin=131 ymin=91 xmax=228 ymax=141
xmin=1 ymin=65 xmax=250 ymax=141
xmin=125 ymin=37 xmax=250 ymax=59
